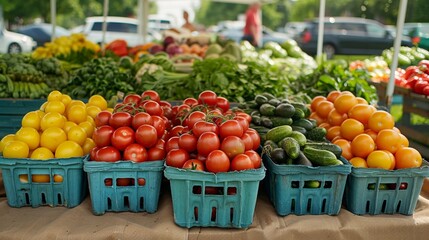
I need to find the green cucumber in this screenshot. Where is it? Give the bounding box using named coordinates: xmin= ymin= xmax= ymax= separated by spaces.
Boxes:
xmin=259 ymin=103 xmax=276 ymax=116
xmin=303 ymin=146 xmax=342 ymax=166
xmin=275 ymin=103 xmax=295 ymax=118
xmin=265 ymin=125 xmax=293 ymax=143
xmin=305 ymin=142 xmax=343 ymax=159
xmin=306 ymin=127 xmax=327 ymax=141
xmin=270 ymin=147 xmax=287 ymax=164
xmin=261 ymin=92 xmax=276 ymax=101
xmin=261 ymin=116 xmax=274 ymax=128
xmin=295 ymin=151 xmax=313 ymax=167
xmin=281 ymin=137 xmax=300 ymax=159
xmin=292 ymin=108 xmax=305 ymax=120
xmin=271 ymin=117 xmax=293 ymax=127
xmin=291 ymin=125 xmax=307 ymax=135
xmin=255 ymin=95 xmax=268 ymax=106
xmin=291 ymin=102 xmax=311 ymax=118
xmin=289 ymin=131 xmax=307 ymax=147
xmin=292 ymin=118 xmax=315 ymax=131
xmin=268 ymin=98 xmax=281 ymax=106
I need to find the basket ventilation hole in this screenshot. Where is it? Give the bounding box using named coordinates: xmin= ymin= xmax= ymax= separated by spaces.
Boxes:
xmin=211 ymin=207 xmax=217 ymax=222
xmin=381 ymin=200 xmax=387 ymax=213
xmin=104 ymin=178 xmax=113 ymax=187
xmin=366 ymin=201 xmax=370 ymax=213
xmin=25 ymin=193 xmax=30 ymax=205
xmin=117 ymin=178 xmax=132 ymax=186
xmin=140 ymin=197 xmax=144 ymax=209
xmin=230 ymin=208 xmax=234 ymax=222
xmin=291 ymin=199 xmax=296 ymax=212
xmin=57 ymin=193 xmax=62 ymax=205
xmin=324 ymin=181 xmax=332 ymax=188
xmin=206 ymin=187 xmax=222 ymax=195
xmin=396 ymin=201 xmax=402 ymax=212
xmin=41 ymin=193 xmax=46 ymax=204
xmin=291 ymin=181 xmax=299 ymax=188
xmin=192 ymin=186 xmax=202 ymax=194
xmin=124 ymin=196 xmax=130 ymax=209
xmin=227 ymin=187 xmax=237 ymax=195
xmin=107 ymin=197 xmax=112 ymax=210
xmin=321 ymin=198 xmax=327 ymax=213
xmin=194 ymin=207 xmax=199 ymax=221
xmin=307 ymin=198 xmax=312 ymax=212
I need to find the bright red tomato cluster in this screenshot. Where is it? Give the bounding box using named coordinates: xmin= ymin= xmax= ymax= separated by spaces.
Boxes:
xmin=395 ymin=60 xmax=429 ymax=96
xmin=165 ymin=90 xmax=262 ymax=173
xmin=90 ymin=90 xmax=169 ymax=162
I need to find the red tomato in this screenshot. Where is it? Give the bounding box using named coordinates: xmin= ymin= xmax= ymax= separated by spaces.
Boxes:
xmin=111 ymin=126 xmax=135 ymax=151
xmin=90 ymin=147 xmax=99 ymax=160
xmin=186 ymin=111 xmax=206 ymax=129
xmin=192 ymin=121 xmax=218 ymax=138
xmin=220 ymin=136 xmax=245 ymax=159
xmin=147 ymin=147 xmax=166 ymax=161
xmin=246 ymin=129 xmax=261 ymax=150
xmin=414 ymin=80 xmax=429 ymax=94
xmin=131 ymin=112 xmax=153 ymax=130
xmin=155 ymin=139 xmax=165 ymax=150
xmin=244 ymin=150 xmax=261 ymax=169
xmin=143 ymin=100 xmax=163 ymax=116
xmin=166 ymin=148 xmax=190 ymax=168
xmin=95 ymin=111 xmax=112 ymax=127
xmin=183 ymin=97 xmax=199 ymax=107
xmin=93 ymin=125 xmax=114 ymax=147
xmin=141 ymin=90 xmax=160 ymax=102
xmin=235 ymin=112 xmax=252 ymax=123
xmin=198 ymin=90 xmax=217 ymax=106
xmin=116 ymin=178 xmax=131 ymax=186
xmin=205 ymin=150 xmax=230 ymax=173
xmin=197 ymin=153 xmax=207 ymax=162
xmin=234 ymin=115 xmax=249 ymax=132
xmin=230 ymin=154 xmax=254 ymax=171
xmin=169 ymin=125 xmax=186 ymax=138
xmin=123 ymin=94 xmax=141 ymax=104
xmin=216 ymin=96 xmax=230 ymax=112
xmin=114 ymin=103 xmax=134 ymax=113
xmin=178 ymin=133 xmax=197 ymax=152
xmin=241 ymin=133 xmax=254 ymax=151
xmin=219 ymin=120 xmax=243 ymax=139
xmin=165 ymin=136 xmax=180 ymax=152
xmin=123 ymin=143 xmax=148 ymax=162
xmin=109 ymin=112 xmax=132 ymax=129
xmin=423 ymin=86 xmax=429 ymax=96
xmin=135 ymin=124 xmax=158 ymax=148
xmin=152 ymin=115 xmax=167 ymax=138
xmin=182 ymin=159 xmax=205 ymax=171
xmin=197 ymin=132 xmax=220 ymax=156
xmin=162 ymin=106 xmax=173 ymax=120
xmin=104 ymin=178 xmax=113 ymax=186
xmin=159 ymin=100 xmax=172 ymax=108
xmin=95 ymin=146 xmax=121 ymax=162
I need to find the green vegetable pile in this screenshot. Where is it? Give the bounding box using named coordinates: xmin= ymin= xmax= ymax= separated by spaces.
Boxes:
xmin=382 ymin=46 xmax=429 ymax=67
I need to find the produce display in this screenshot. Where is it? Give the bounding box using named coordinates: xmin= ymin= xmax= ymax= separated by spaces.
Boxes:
xmin=382 ymin=46 xmax=429 ymax=68
xmin=309 ymin=90 xmax=423 ymax=170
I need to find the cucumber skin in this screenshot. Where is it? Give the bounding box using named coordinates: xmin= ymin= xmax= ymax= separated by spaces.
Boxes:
xmin=303 ymin=146 xmax=341 ymax=166
xmin=265 ymin=125 xmax=293 ymax=143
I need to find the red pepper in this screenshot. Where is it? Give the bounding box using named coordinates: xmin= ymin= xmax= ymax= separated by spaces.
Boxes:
xmin=413 ymin=80 xmax=429 ymax=94
xmin=105 ymin=39 xmax=128 ymax=57
xmin=404 ymin=66 xmax=421 ymax=80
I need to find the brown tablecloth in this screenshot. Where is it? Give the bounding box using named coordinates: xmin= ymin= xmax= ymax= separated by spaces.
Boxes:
xmin=1 ymin=174 xmax=429 ymax=240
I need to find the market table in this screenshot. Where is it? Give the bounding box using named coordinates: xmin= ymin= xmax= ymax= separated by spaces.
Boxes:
xmin=1 ymin=174 xmax=429 ymax=240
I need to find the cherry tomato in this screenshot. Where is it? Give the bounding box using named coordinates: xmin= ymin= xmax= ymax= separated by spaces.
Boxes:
xmin=216 ymin=96 xmax=230 ymax=112
xmin=182 ymin=159 xmax=205 ymax=171
xmin=205 ymin=150 xmax=230 ymax=173
xmin=147 ymin=147 xmax=166 ymax=161
xmin=183 ymin=97 xmax=199 ymax=107
xmin=186 ymin=111 xmax=206 ymax=129
xmin=93 ymin=125 xmax=114 ymax=147
xmin=220 ymin=136 xmax=245 ymax=159
xmin=95 ymin=111 xmax=112 ymax=127
xmin=152 ymin=115 xmax=167 ymax=138
xmin=135 ymin=124 xmax=158 ymax=148
xmin=141 ymin=90 xmax=160 ymax=103
xmin=197 ymin=132 xmax=220 ymax=156
xmin=198 ymin=90 xmax=217 ymax=106
xmin=143 ymin=100 xmax=163 ymax=116
xmin=166 ymin=136 xmax=180 ymax=152
xmin=230 ymin=154 xmax=254 ymax=171
xmin=192 ymin=121 xmax=218 ymax=138
xmin=111 ymin=126 xmax=135 ymax=151
xmin=244 ymin=150 xmax=261 ymax=169
xmin=132 ymin=112 xmax=153 ymax=130
xmin=123 ymin=94 xmax=141 ymax=105
xmin=123 ymin=143 xmax=148 ymax=162
xmin=246 ymin=129 xmax=261 ymax=150
xmin=219 ymin=120 xmax=243 ymax=139
xmin=241 ymin=133 xmax=254 ymax=151
xmin=178 ymin=133 xmax=197 ymax=152
xmin=95 ymin=146 xmax=121 ymax=162
xmin=166 ymin=148 xmax=190 ymax=168
xmin=109 ymin=112 xmax=132 ymax=129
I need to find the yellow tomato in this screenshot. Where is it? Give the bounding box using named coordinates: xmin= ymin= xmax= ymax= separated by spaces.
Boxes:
xmin=88 ymin=95 xmax=108 ymax=110
xmin=63 ymin=121 xmax=78 ymax=134
xmin=40 ymin=127 xmax=67 ymax=152
xmin=53 ymin=174 xmax=63 ymax=182
xmin=32 ymin=174 xmax=50 ymax=183
xmin=40 ymin=112 xmax=65 ymax=131
xmin=67 ymin=126 xmax=87 ymax=146
xmin=0 ymin=134 xmax=15 ymax=153
xmin=86 ymin=116 xmax=95 ymax=126
xmin=86 ymin=105 xmax=102 ymax=119
xmin=15 ymin=127 xmax=40 ymax=150
xmin=66 ymin=100 xmax=86 ymax=114
xmin=2 ymin=140 xmax=29 ymax=158
xmin=47 ymin=90 xmax=63 ymax=102
xmin=67 ymin=105 xmax=87 ymax=124
xmin=44 ymin=100 xmax=66 ymax=114
xmin=30 ymin=147 xmax=54 ymax=160
xmin=55 ymin=141 xmax=83 ymax=158
xmin=106 ymin=107 xmax=114 ymax=113
xmin=82 ymin=138 xmax=96 ymax=155
xmin=21 ymin=111 xmax=41 ymax=130
xmin=60 ymin=94 xmax=72 ymax=107
xmin=79 ymin=121 xmax=95 ymax=138
xmin=39 ymin=101 xmax=47 ymax=111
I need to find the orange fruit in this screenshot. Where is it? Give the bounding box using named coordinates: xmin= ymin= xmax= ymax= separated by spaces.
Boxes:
xmin=326 ymin=126 xmax=341 ymax=141
xmin=364 ymin=129 xmax=378 ymax=142
xmin=393 ymin=127 xmax=401 ymax=133
xmin=309 ymin=112 xmax=326 ymax=126
xmin=327 ymin=109 xmax=348 ymax=126
xmin=375 ymin=129 xmax=401 ymax=154
xmin=319 ymin=122 xmax=331 ymax=131
xmin=326 ymin=91 xmax=342 ymax=103
xmin=368 ymin=110 xmax=394 ymax=132
xmin=348 ymin=104 xmax=376 ymax=125
xmin=349 ymin=157 xmax=368 ymax=168
xmin=351 ymin=134 xmax=375 ymax=158
xmin=316 ymin=100 xmax=335 ymax=119
xmin=398 ymin=133 xmax=409 ymax=149
xmin=334 ymin=94 xmax=358 ymax=114
xmin=311 ymin=96 xmax=326 ymax=112
xmin=333 ymin=138 xmax=353 ymax=160
xmin=366 ymin=150 xmax=393 ymax=170
xmin=382 ymin=150 xmax=396 ymax=170
xmin=340 ymin=118 xmax=365 ymax=141
xmin=54 ymin=174 xmax=64 ymax=183
xmin=356 ymin=97 xmax=369 ymax=105
xmin=340 ymin=91 xmax=354 ymax=96
xmin=332 ymin=135 xmax=343 ymax=142
xmin=395 ymin=147 xmax=422 ymax=169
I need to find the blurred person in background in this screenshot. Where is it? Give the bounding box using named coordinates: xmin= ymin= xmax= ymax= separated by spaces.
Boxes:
xmin=181 ymin=10 xmax=196 ymax=32
xmin=242 ymin=2 xmax=261 ymax=46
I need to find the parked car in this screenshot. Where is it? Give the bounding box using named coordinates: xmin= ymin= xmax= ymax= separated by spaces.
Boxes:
xmin=82 ymin=16 xmax=162 ymax=47
xmin=17 ymin=23 xmax=71 ymax=47
xmin=284 ymin=22 xmax=307 ymax=38
xmin=216 ymin=20 xmax=291 ymax=45
xmin=403 ymin=22 xmax=429 ymax=50
xmin=0 ymin=28 xmax=36 ymax=53
xmin=295 ymin=17 xmax=413 ymax=59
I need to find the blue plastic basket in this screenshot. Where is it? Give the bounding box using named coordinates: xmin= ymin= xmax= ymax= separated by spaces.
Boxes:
xmin=83 ymin=159 xmax=164 ymax=215
xmin=164 ymin=164 xmax=266 ymax=228
xmin=263 ymin=154 xmax=351 ymax=216
xmin=0 ymin=155 xmax=87 ymax=208
xmin=344 ymin=160 xmax=429 ymax=215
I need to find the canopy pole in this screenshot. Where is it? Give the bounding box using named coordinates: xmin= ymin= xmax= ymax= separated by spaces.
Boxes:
xmin=142 ymin=0 xmax=149 ymax=44
xmin=386 ymin=0 xmax=408 ymax=109
xmin=101 ymin=0 xmax=109 ymax=53
xmin=138 ymin=0 xmax=143 ymax=36
xmin=50 ymin=0 xmax=56 ymax=42
xmin=316 ymin=0 xmax=326 ymax=60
